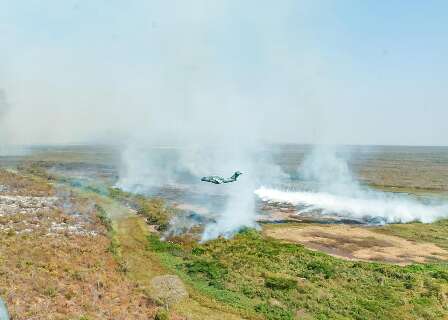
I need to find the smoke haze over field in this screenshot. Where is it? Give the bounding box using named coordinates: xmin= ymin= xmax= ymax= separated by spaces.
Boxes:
xmin=116 ymin=143 xmax=283 ymax=240
xmin=256 ymin=146 xmax=448 ymax=224
xmin=1 ymin=1 xmax=448 ymax=238
xmin=1 ymin=1 xmax=448 ymax=146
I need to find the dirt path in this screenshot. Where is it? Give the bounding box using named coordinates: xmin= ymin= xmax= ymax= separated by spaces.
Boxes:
xmin=264 ymin=224 xmax=448 ymax=265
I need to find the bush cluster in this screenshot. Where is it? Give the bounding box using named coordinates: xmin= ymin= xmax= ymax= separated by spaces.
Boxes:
xmin=264 ymin=275 xmax=297 ymax=290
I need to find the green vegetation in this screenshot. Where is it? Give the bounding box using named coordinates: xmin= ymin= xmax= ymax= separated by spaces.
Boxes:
xmin=375 ymin=219 xmax=448 ymax=250
xmin=109 ymin=188 xmax=173 ymax=230
xmin=148 ymin=229 xmax=448 ymax=320
xmin=135 ymin=197 xmax=172 ymax=230
xmin=93 ymin=203 xmax=122 ymax=259
xmin=95 ymin=204 xmax=113 ymax=232
xmin=17 ymin=161 xmax=57 ymax=181
xmin=154 ymin=309 xmax=169 ymax=320
xmin=264 ymin=274 xmax=298 ymax=291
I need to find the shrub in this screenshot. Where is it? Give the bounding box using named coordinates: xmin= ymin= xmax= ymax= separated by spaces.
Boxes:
xmin=154 ymin=309 xmax=169 ymax=320
xmin=431 ymin=270 xmax=448 ymax=281
xmin=191 ymin=246 xmax=206 ymax=256
xmin=264 ymin=275 xmax=297 ymax=290
xmin=184 ymin=259 xmax=228 ymax=287
xmin=108 ymin=237 xmax=120 ymax=256
xmin=136 ymin=198 xmax=171 ymax=231
xmin=108 ymin=187 xmax=133 ymax=202
xmin=147 ymin=235 xmax=182 ymax=255
xmin=107 ymin=187 xmax=172 ymax=230
xmin=305 ymin=260 xmax=335 ymax=279
xmin=255 ymin=303 xmax=293 ymax=320
xmin=95 ymin=205 xmax=113 ymax=232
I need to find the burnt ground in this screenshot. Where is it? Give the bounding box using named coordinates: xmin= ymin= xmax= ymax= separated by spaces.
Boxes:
xmin=0 ymin=169 xmax=158 ymax=320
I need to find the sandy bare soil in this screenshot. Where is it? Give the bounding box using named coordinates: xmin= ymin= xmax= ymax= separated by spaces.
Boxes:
xmin=264 ymin=224 xmax=448 ymax=265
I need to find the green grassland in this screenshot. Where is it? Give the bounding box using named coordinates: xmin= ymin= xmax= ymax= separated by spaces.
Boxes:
xmin=375 ymin=220 xmax=448 ymax=250
xmin=148 ymin=229 xmax=448 ymax=320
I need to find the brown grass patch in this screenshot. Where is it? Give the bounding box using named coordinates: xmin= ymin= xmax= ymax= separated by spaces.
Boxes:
xmin=264 ymin=224 xmax=448 ymax=265
xmin=0 ymin=170 xmax=158 ymax=319
xmin=0 ymin=229 xmax=158 ymax=320
xmin=0 ymin=169 xmax=53 ymax=196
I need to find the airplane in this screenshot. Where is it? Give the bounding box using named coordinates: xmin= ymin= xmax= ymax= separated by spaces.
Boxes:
xmin=201 ymin=171 xmax=243 ymax=184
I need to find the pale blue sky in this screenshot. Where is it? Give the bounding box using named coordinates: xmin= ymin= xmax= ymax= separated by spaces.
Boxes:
xmin=0 ymin=1 xmax=447 ymax=145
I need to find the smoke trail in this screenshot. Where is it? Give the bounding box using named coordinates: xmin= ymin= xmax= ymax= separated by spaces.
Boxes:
xmin=117 ymin=142 xmax=269 ymax=240
xmin=201 ymin=166 xmax=258 ymax=241
xmin=255 ymin=187 xmax=448 ymax=223
xmin=255 ymin=145 xmax=448 ymax=224
xmin=299 ymin=146 xmax=359 ymax=194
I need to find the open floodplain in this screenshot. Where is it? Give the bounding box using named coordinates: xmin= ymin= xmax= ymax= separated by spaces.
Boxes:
xmin=0 ymin=145 xmax=447 ymax=320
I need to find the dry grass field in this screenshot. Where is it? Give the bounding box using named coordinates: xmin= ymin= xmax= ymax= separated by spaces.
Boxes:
xmin=0 ymin=169 xmax=158 ymax=320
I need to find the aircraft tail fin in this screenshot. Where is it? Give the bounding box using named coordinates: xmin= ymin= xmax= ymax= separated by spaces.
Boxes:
xmin=230 ymin=171 xmax=242 ymax=181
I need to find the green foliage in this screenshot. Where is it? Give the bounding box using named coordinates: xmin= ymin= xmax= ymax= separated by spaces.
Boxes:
xmin=109 ymin=188 xmax=172 ymax=231
xmin=108 ymin=187 xmax=134 ymax=202
xmin=147 ymin=234 xmax=182 ymax=255
xmin=376 ymin=219 xmax=448 ymax=250
xmin=255 ymin=303 xmax=293 ymax=320
xmin=305 ymin=260 xmax=335 ymax=279
xmin=431 ymin=269 xmax=448 ymax=281
xmin=18 ymin=162 xmax=56 ymax=180
xmin=264 ymin=275 xmax=297 ymax=290
xmin=95 ymin=204 xmax=113 ymax=232
xmin=154 ymin=309 xmax=169 ymax=320
xmin=184 ymin=259 xmax=228 ymax=287
xmin=191 ymin=246 xmax=206 ymax=255
xmin=108 ymin=236 xmax=120 ymax=256
xmin=68 ymin=179 xmax=108 ymax=195
xmin=136 ymin=197 xmax=171 ymax=230
xmin=147 ymin=229 xmax=448 ymax=320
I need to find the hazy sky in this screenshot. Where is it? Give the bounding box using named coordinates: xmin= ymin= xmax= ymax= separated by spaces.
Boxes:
xmin=0 ymin=0 xmax=447 ymax=146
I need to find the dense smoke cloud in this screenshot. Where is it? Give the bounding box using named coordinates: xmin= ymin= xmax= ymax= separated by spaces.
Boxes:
xmin=1 ymin=2 xmax=448 ymax=238
xmin=117 ymin=143 xmax=284 ymax=240
xmin=256 ymin=146 xmax=448 ymax=224
xmin=3 ymin=1 xmax=313 ymax=239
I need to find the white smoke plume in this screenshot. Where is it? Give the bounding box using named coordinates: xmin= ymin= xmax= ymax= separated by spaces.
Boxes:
xmin=0 ymin=90 xmax=28 ymax=156
xmin=117 ymin=140 xmax=281 ymax=240
xmin=1 ymin=1 xmax=448 ymax=239
xmin=255 ymin=187 xmax=448 ymax=224
xmin=255 ymin=146 xmax=448 ymax=224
